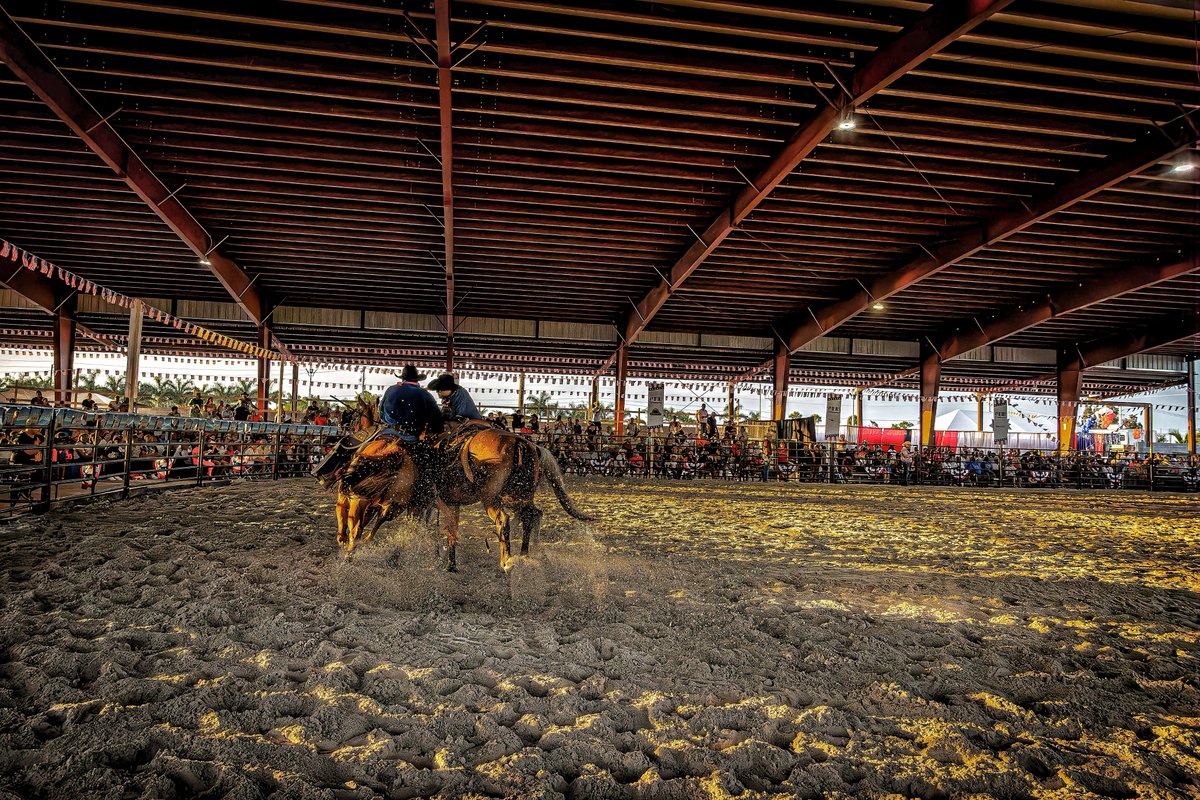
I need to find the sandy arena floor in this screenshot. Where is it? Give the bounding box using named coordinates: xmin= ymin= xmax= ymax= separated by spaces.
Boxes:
xmin=0 ymin=479 xmax=1198 ymax=800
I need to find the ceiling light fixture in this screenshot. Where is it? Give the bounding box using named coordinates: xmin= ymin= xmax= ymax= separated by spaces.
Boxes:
xmin=837 ymin=112 xmax=857 ymax=131
xmin=198 ymin=257 xmax=211 ymax=266
xmin=1170 ymin=161 xmax=1194 ymax=173
xmin=872 ymin=303 xmax=885 ymax=310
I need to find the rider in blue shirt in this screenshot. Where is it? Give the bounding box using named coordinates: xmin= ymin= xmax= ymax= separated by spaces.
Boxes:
xmin=427 ymin=374 xmax=483 ymax=422
xmin=381 ymin=365 xmax=444 ymax=441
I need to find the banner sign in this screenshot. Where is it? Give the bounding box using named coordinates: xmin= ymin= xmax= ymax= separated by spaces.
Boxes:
xmin=825 ymin=395 xmax=842 ymax=439
xmin=647 ymin=382 xmax=665 ymax=427
xmin=992 ymin=399 xmax=1009 ymax=444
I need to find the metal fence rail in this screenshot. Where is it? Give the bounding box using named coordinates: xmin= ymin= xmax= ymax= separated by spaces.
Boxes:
xmin=1 ymin=405 xmax=337 ymax=519
xmin=528 ymin=433 xmax=1200 ymax=494
xmin=5 ymin=411 xmax=1197 ymax=521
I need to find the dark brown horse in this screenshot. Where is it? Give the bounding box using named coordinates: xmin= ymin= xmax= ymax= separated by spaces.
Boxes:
xmin=316 ymin=397 xmax=425 ymax=555
xmin=433 ymin=425 xmax=594 ymax=572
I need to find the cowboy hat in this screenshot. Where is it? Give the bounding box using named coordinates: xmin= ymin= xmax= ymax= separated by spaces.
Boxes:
xmin=426 ymin=373 xmax=458 ymax=392
xmin=398 ymin=364 xmax=424 ymax=382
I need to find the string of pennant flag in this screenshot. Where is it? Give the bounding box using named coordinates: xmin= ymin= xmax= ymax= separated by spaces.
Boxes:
xmin=2 ymin=238 xmax=1194 ymax=403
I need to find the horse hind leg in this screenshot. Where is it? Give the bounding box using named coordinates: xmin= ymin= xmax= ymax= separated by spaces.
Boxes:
xmin=438 ymin=500 xmax=460 ymax=572
xmin=518 ymin=505 xmax=542 ymax=555
xmin=363 ymin=502 xmax=390 ymax=544
xmin=336 ymin=492 xmax=351 ymax=550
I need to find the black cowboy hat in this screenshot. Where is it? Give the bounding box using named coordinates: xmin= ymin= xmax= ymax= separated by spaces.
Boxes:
xmin=426 ymin=373 xmax=458 ymax=392
xmin=399 ymin=364 xmax=424 ymax=382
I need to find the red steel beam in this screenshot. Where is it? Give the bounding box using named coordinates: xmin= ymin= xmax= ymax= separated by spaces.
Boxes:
xmin=1075 ymin=311 xmax=1200 ymax=371
xmin=0 ymin=9 xmax=265 ymax=324
xmin=936 ymin=250 xmax=1199 ymax=363
xmin=594 ymin=0 xmax=1015 ymax=376
xmin=2 ymin=256 xmax=126 ymax=350
xmin=53 ymin=298 xmax=77 ymax=405
xmin=774 ymin=118 xmax=1198 ymax=358
xmin=436 ymin=0 xmax=456 ymax=372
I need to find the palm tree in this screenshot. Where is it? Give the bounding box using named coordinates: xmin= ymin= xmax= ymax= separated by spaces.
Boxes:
xmin=142 ymin=376 xmax=181 ymax=406
xmin=233 ymin=378 xmax=256 ymax=399
xmin=102 ymin=373 xmax=126 ymax=396
xmin=525 ymin=391 xmax=553 ymax=417
xmin=76 ymin=371 xmax=102 ymax=393
xmin=169 ymin=378 xmax=196 ymax=404
xmin=0 ymin=373 xmax=53 ymax=392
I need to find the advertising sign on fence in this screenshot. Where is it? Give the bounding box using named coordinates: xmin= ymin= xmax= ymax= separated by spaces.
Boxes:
xmin=992 ymin=399 xmax=1009 ymax=444
xmin=647 ymin=382 xmax=665 ymax=428
xmin=825 ymin=395 xmax=842 ymax=440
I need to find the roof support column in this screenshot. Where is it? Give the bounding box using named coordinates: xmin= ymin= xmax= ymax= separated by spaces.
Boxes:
xmin=52 ymin=298 xmax=76 ymax=407
xmin=435 ymin=0 xmax=456 ymax=372
xmin=771 ymin=340 xmax=790 ymax=423
xmin=1057 ymin=352 xmax=1083 ymax=457
xmin=124 ymin=298 xmax=143 ymax=411
xmin=256 ymin=322 xmax=272 ymax=414
xmin=614 ymin=344 xmax=628 ymax=437
xmin=291 ymin=361 xmax=300 ymax=421
xmin=1187 ymin=355 xmax=1198 ymax=456
xmin=276 ymin=356 xmax=286 ymax=423
xmin=919 ymin=341 xmax=941 ymax=450
xmin=727 ymin=381 xmax=736 ymax=427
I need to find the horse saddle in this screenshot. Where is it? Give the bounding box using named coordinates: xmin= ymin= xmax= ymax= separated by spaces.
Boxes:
xmin=441 ymin=421 xmax=515 ymax=484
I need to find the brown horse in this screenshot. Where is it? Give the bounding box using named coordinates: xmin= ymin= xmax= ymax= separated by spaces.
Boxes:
xmin=316 ymin=397 xmax=426 ymax=555
xmin=433 ymin=425 xmax=594 ymax=572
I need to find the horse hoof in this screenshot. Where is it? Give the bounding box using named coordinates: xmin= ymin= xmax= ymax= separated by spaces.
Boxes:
xmin=446 ymin=564 xmax=458 ymax=573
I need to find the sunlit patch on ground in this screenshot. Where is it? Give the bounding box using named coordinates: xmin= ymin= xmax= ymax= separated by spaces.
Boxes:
xmin=0 ymin=479 xmax=1197 ymax=798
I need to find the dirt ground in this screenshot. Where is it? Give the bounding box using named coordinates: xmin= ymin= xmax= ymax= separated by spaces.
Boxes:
xmin=0 ymin=478 xmax=1198 ymax=800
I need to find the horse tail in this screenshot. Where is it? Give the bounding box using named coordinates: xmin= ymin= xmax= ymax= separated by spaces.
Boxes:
xmin=537 ymin=445 xmax=596 ymax=521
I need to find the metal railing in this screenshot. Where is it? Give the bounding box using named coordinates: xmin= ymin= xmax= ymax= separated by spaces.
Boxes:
xmin=1 ymin=405 xmax=338 ymax=519
xmin=5 ymin=412 xmax=1197 ymax=521
xmin=525 ymin=432 xmax=1200 ymax=494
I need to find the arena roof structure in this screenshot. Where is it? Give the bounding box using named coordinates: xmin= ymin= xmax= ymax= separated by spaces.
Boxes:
xmin=1 ymin=0 xmax=1197 ymax=417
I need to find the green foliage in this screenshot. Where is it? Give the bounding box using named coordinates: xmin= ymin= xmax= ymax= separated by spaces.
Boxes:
xmin=0 ymin=373 xmax=53 ymax=391
xmin=524 ymin=391 xmax=554 ymax=416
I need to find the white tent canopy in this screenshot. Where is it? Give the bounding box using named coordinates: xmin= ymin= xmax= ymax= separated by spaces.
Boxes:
xmin=935 ymin=409 xmax=978 ymax=431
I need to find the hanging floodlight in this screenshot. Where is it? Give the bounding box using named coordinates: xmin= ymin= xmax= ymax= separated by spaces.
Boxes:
xmin=872 ymin=303 xmax=885 ymax=310
xmin=836 ymin=110 xmax=857 ymax=130
xmin=1170 ymin=161 xmax=1194 ymax=173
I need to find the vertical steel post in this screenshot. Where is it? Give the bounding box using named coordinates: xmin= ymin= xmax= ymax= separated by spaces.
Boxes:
xmin=919 ymin=340 xmax=940 ymax=450
xmin=124 ymin=298 xmax=143 ymax=410
xmin=771 ymin=340 xmax=790 ymax=422
xmin=1056 ymin=351 xmax=1083 ymax=457
xmin=614 ymin=345 xmax=628 ymax=437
